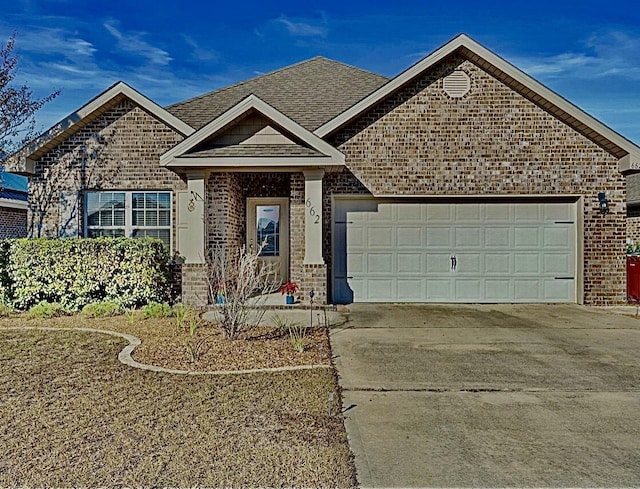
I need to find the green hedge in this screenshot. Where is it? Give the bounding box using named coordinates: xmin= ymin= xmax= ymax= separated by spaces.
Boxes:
xmin=0 ymin=237 xmax=171 ymax=311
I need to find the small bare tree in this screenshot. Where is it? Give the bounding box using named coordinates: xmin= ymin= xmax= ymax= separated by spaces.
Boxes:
xmin=208 ymin=243 xmax=280 ymax=340
xmin=0 ymin=34 xmax=60 ymax=163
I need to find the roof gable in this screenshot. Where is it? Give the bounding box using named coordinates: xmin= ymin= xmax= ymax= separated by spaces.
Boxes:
xmin=161 ymin=94 xmax=344 ymax=169
xmin=13 ymin=82 xmax=195 ymax=174
xmin=315 ymin=34 xmax=640 ymax=169
xmin=166 ymin=57 xmax=389 ymax=132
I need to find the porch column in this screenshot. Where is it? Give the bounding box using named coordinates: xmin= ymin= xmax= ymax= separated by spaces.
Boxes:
xmin=178 ymin=172 xmax=207 ymax=264
xmin=303 ymin=169 xmax=324 ymax=264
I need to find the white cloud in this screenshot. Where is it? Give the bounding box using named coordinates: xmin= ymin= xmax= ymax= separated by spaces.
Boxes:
xmin=182 ymin=35 xmax=219 ymax=62
xmin=515 ymin=30 xmax=640 ymax=81
xmin=275 ymin=14 xmax=328 ymax=38
xmin=103 ymin=20 xmax=172 ymax=66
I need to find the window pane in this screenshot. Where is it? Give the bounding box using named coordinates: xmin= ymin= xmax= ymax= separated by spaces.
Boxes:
xmin=88 ymin=229 xmax=125 ymax=238
xmin=145 ymin=210 xmax=158 ymax=226
xmin=158 ymin=193 xmax=170 ymax=208
xmin=132 ymin=193 xmax=144 ymax=209
xmin=113 ymin=209 xmax=126 ymax=226
xmin=132 ymin=210 xmax=144 ymax=226
xmin=158 ymin=210 xmax=170 ymax=226
xmin=256 ymin=205 xmax=279 ymax=257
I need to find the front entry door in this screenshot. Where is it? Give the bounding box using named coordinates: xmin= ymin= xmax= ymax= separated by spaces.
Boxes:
xmin=247 ymin=197 xmax=289 ymax=284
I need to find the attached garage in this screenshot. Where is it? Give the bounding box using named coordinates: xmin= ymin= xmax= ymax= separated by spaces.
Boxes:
xmin=333 ymin=198 xmax=579 ymax=304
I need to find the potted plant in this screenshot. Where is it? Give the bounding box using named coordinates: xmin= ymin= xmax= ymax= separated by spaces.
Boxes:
xmin=280 ymin=281 xmax=299 ymax=305
xmin=215 ymin=282 xmax=226 ymax=304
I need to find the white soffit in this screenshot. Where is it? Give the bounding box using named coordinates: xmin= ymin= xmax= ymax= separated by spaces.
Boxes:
xmin=315 ymin=34 xmax=640 ymax=164
xmin=160 ymin=94 xmax=345 ymax=166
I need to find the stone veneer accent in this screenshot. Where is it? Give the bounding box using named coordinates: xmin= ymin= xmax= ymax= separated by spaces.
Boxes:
xmin=327 ymin=54 xmax=625 ymax=306
xmin=0 ymin=207 xmax=27 ymax=238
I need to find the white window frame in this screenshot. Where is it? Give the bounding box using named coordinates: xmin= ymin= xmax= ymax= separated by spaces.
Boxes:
xmin=84 ymin=190 xmax=173 ymax=251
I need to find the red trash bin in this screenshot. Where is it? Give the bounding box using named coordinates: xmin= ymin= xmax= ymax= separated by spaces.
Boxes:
xmin=627 ymin=255 xmax=640 ymax=303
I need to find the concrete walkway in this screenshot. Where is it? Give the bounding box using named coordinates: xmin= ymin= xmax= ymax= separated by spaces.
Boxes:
xmin=330 ymin=304 xmax=640 ymax=487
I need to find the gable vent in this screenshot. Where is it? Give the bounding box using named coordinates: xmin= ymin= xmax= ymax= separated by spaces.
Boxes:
xmin=443 ymin=70 xmax=471 ymax=98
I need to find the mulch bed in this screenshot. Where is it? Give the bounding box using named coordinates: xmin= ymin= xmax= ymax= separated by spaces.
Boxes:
xmin=0 ymin=313 xmax=332 ymax=372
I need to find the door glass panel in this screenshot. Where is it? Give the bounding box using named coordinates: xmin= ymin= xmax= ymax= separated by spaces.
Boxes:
xmin=256 ymin=205 xmax=280 ymax=256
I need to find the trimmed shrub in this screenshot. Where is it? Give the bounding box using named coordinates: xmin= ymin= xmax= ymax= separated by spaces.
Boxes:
xmin=27 ymin=301 xmax=67 ymax=319
xmin=81 ymin=300 xmax=123 ymax=318
xmin=2 ymin=237 xmax=171 ymax=311
xmin=142 ymin=301 xmax=174 ymax=319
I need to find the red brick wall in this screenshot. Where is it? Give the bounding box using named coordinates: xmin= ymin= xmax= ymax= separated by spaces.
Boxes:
xmin=328 ymin=55 xmax=625 ymax=305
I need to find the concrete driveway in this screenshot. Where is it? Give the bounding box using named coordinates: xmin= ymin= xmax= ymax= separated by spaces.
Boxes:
xmin=331 ymin=304 xmax=640 ymax=487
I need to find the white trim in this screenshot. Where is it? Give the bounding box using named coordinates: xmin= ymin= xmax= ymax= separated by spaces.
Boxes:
xmin=166 ymin=156 xmax=342 ymax=168
xmin=315 ymin=34 xmax=640 ymax=160
xmin=160 ymin=94 xmax=345 ymax=167
xmin=0 ymin=198 xmax=28 ymax=210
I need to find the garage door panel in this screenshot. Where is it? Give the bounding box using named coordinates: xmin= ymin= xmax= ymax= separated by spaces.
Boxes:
xmin=427 ymin=204 xmax=453 ymax=221
xmin=515 ymin=227 xmax=540 ymax=247
xmin=544 ymin=253 xmax=573 ymax=275
xmin=367 ymin=279 xmax=394 ymax=301
xmin=426 ymin=227 xmax=452 ymax=247
xmin=455 ymin=279 xmax=482 ymax=301
xmin=485 ymin=204 xmax=511 ymax=221
xmin=456 ymin=205 xmax=481 ymax=221
xmin=427 ymin=279 xmax=454 ymax=300
xmin=347 ymin=225 xmax=364 ymax=247
xmin=398 ymin=253 xmax=423 ymax=274
xmin=515 ymin=204 xmax=540 ymax=221
xmin=334 ymin=200 xmax=577 ymax=303
xmin=367 ymin=253 xmax=393 ymax=274
xmin=514 ymin=280 xmax=542 ymax=301
xmin=456 ymin=253 xmax=481 ymax=273
xmin=398 ymin=279 xmax=424 ymax=300
xmin=367 ymin=227 xmax=393 ymax=247
xmin=544 ymin=226 xmax=571 ymax=248
xmin=544 ymin=205 xmax=573 ymax=221
xmin=514 ymin=253 xmax=541 ymax=274
xmin=426 ymin=253 xmax=451 ymax=273
xmin=397 ymin=227 xmax=422 ymax=247
xmin=484 ymin=227 xmax=510 ymax=247
xmin=455 ymin=227 xmax=482 ymax=247
xmin=485 ymin=253 xmax=511 ymax=274
xmin=543 ymin=279 xmax=574 ymax=302
xmin=485 ymin=280 xmax=512 ymax=301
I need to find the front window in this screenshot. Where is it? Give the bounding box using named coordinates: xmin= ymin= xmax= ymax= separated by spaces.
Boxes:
xmin=86 ymin=191 xmax=171 ymax=248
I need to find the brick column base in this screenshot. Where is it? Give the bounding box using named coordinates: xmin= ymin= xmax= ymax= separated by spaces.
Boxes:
xmin=181 ymin=263 xmax=209 ymax=307
xmin=295 ymin=263 xmax=328 ymax=305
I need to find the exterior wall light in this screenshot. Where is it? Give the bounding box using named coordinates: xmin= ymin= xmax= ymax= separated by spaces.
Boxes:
xmin=598 ymin=192 xmax=610 ymax=215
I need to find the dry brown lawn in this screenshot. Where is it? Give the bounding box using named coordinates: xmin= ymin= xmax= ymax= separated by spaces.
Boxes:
xmin=0 ymin=314 xmax=355 ymax=487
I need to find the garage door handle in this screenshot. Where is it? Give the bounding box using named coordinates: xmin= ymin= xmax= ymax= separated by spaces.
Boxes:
xmin=554 ymin=277 xmax=574 ymax=280
xmin=450 ymin=255 xmax=457 ymax=271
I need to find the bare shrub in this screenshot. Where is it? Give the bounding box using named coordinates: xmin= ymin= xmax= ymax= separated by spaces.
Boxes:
xmin=208 ymin=244 xmax=279 ymax=340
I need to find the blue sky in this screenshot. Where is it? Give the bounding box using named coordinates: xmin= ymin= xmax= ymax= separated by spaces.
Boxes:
xmin=3 ymin=0 xmax=640 ymax=143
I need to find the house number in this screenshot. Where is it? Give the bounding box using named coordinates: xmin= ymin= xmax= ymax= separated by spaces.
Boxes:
xmin=305 ymin=198 xmax=320 ymax=224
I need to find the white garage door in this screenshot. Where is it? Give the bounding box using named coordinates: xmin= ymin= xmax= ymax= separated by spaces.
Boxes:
xmin=333 ymin=200 xmax=577 ymax=303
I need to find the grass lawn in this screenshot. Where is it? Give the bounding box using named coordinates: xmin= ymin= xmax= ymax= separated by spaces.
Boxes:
xmin=0 ymin=322 xmax=355 ymax=487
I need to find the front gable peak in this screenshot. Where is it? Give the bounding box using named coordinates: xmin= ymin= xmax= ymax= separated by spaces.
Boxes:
xmin=160 ymin=94 xmax=345 ymax=170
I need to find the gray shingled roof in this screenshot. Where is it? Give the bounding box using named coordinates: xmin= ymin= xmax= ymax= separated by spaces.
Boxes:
xmin=185 ymin=144 xmax=324 ymax=158
xmin=166 ymin=57 xmax=389 ymax=132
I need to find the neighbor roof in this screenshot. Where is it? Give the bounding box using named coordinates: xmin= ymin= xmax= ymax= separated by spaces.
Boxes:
xmin=166 ymin=57 xmax=389 ymax=132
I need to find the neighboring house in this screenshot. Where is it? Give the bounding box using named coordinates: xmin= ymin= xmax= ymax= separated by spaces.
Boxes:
xmin=6 ymin=34 xmax=640 ymax=306
xmin=0 ymin=168 xmax=28 ymax=238
xmin=626 ymin=174 xmax=640 ymax=243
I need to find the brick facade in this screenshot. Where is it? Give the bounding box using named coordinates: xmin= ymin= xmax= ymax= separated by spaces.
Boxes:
xmin=327 ymin=55 xmax=625 ymax=305
xmin=0 ymin=206 xmax=27 ymax=238
xmin=29 ymin=100 xmax=186 ymax=239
